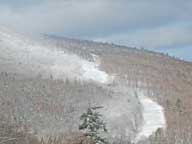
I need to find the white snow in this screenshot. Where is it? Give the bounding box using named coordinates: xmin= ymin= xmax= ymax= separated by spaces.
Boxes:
xmin=135 ymin=91 xmax=166 ymax=142
xmin=50 ymin=56 xmax=110 ymax=83
xmin=82 ymin=61 xmax=109 ymax=83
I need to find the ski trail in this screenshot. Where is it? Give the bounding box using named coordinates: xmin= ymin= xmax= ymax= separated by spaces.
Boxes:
xmin=135 ymin=92 xmax=166 ymax=142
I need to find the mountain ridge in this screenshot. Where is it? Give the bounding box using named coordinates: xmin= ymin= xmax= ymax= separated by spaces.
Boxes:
xmin=0 ymin=28 xmax=192 ymax=144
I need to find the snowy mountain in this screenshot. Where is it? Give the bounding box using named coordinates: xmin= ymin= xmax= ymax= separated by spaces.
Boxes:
xmin=0 ymin=28 xmax=192 ymax=144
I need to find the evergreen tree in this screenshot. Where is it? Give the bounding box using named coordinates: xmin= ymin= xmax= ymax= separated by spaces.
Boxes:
xmin=79 ymin=106 xmax=108 ymax=144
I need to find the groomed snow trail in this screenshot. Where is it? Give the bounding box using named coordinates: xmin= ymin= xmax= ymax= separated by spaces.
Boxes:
xmin=135 ymin=91 xmax=166 ymax=143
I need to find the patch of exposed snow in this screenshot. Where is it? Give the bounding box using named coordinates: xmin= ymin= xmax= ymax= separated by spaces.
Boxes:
xmin=50 ymin=56 xmax=110 ymax=83
xmin=82 ymin=61 xmax=109 ymax=83
xmin=135 ymin=90 xmax=166 ymax=143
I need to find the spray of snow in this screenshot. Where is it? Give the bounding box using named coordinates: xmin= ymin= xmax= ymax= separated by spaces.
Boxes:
xmin=50 ymin=55 xmax=110 ymax=83
xmin=0 ymin=28 xmax=110 ymax=83
xmin=134 ymin=90 xmax=166 ymax=143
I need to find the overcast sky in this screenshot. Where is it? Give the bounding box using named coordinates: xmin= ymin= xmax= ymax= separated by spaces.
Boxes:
xmin=0 ymin=0 xmax=191 ymax=61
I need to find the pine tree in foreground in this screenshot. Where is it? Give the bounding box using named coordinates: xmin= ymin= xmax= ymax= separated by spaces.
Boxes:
xmin=79 ymin=106 xmax=108 ymax=144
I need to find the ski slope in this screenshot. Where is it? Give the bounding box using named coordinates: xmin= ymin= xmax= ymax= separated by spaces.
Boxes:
xmin=135 ymin=91 xmax=166 ymax=142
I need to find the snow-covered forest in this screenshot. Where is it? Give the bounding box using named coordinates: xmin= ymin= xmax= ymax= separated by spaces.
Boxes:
xmin=0 ymin=28 xmax=192 ymax=144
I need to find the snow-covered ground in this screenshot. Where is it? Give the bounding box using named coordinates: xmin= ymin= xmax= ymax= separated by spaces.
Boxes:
xmin=134 ymin=90 xmax=166 ymax=143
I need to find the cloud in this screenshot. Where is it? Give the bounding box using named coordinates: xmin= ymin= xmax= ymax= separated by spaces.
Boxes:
xmin=96 ymin=22 xmax=192 ymax=49
xmin=0 ymin=0 xmax=191 ymax=35
xmin=0 ymin=0 xmax=191 ymax=50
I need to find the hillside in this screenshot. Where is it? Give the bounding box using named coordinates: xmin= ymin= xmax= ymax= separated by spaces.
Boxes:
xmin=0 ymin=28 xmax=192 ymax=144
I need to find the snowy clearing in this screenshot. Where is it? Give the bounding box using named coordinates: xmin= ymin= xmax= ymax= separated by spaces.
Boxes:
xmin=135 ymin=91 xmax=166 ymax=142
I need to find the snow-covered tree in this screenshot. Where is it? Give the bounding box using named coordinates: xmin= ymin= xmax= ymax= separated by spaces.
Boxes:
xmin=79 ymin=106 xmax=108 ymax=144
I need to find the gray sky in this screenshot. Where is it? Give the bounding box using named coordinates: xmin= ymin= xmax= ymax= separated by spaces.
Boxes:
xmin=0 ymin=0 xmax=191 ymax=61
